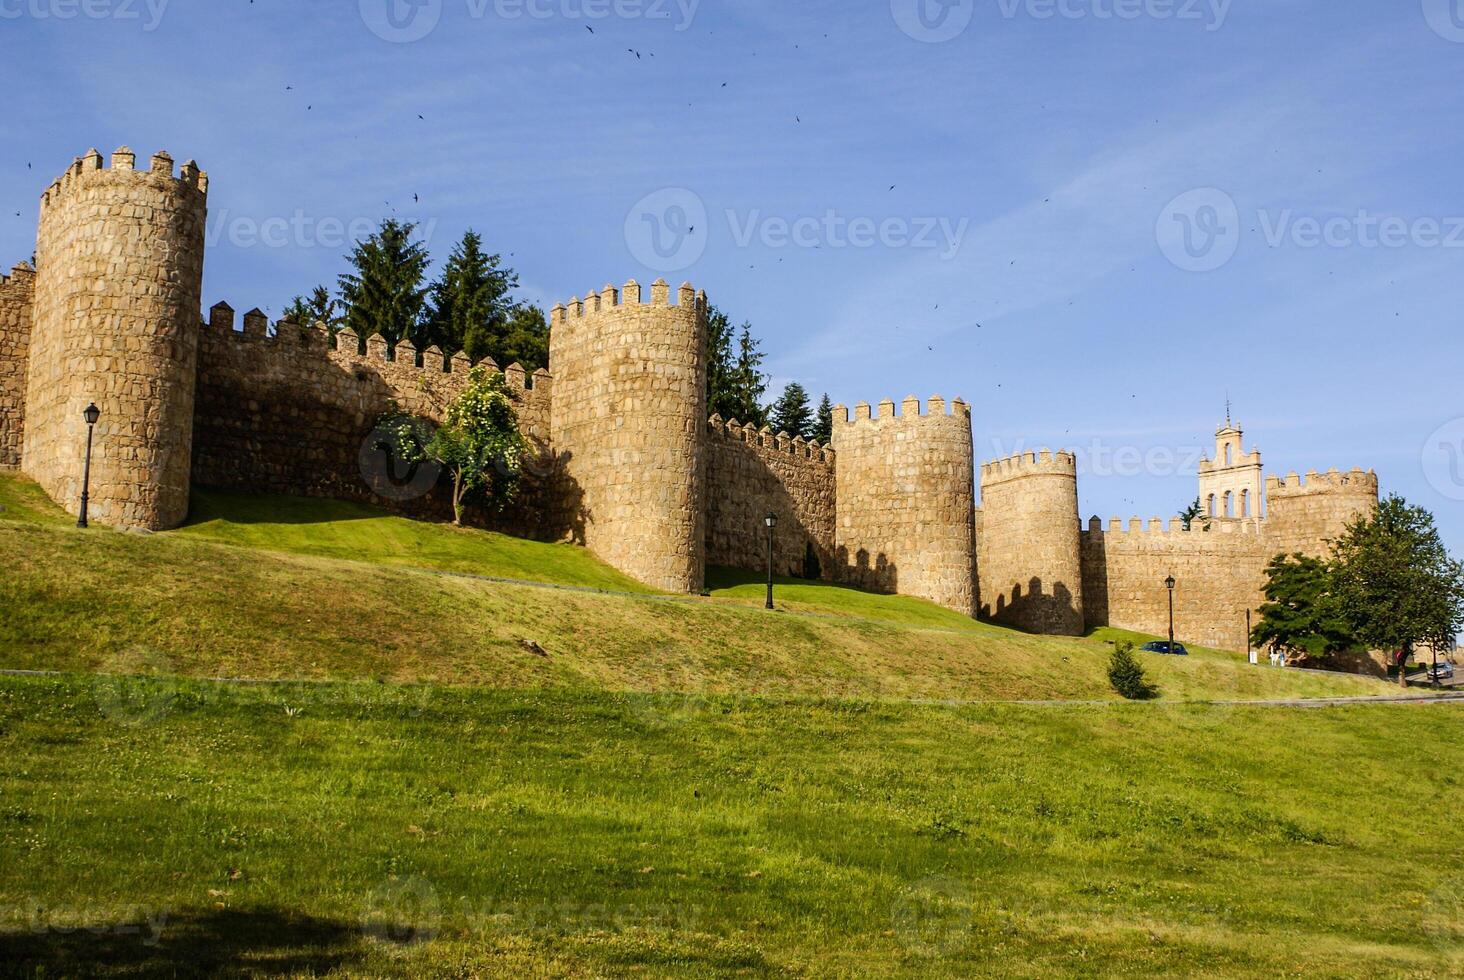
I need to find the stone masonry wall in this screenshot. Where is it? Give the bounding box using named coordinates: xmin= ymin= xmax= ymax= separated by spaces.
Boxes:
xmin=192 ymin=304 xmax=551 ymax=528
xmin=25 ymin=148 xmax=207 ymax=530
xmin=547 ymin=279 xmax=708 ymax=593
xmin=1265 ymin=469 xmax=1379 ymax=558
xmin=976 ymin=451 xmax=1085 ymax=635
xmin=1080 ymin=517 xmax=1272 ymax=653
xmin=831 ymin=396 xmax=976 ymax=616
xmin=0 ymin=263 xmax=34 ymax=469
xmin=705 ymin=417 xmax=836 ymax=579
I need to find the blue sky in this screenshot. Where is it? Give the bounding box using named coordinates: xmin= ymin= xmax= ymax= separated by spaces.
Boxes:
xmin=2 ymin=0 xmax=1462 ymax=554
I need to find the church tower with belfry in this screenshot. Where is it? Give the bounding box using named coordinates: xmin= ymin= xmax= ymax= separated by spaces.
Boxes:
xmin=1197 ymin=413 xmax=1264 ymax=521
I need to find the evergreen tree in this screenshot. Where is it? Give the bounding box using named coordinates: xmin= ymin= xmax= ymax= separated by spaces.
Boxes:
xmin=705 ymin=304 xmax=740 ymax=420
xmin=337 ymin=219 xmax=431 ymax=352
xmin=733 ymin=323 xmax=769 ymax=427
xmin=1107 ymin=642 xmax=1158 ymax=700
xmin=770 ymin=382 xmax=812 ymax=438
xmin=1330 ymin=495 xmax=1464 ymax=687
xmin=1179 ymin=497 xmax=1211 ymax=532
xmin=283 ymin=285 xmax=339 ymax=330
xmin=495 ymin=304 xmax=550 ymax=374
xmin=811 ymin=393 xmax=834 ymax=445
xmin=427 ymin=230 xmax=518 ymax=363
xmin=1250 ymin=553 xmax=1357 ymax=663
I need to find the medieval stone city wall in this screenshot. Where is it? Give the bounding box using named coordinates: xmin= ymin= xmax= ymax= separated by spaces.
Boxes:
xmin=1080 ymin=517 xmax=1272 ymax=653
xmin=976 ymin=451 xmax=1086 ymax=636
xmin=547 ymin=280 xmax=708 ymax=593
xmin=1264 ymin=469 xmax=1379 ymax=557
xmin=704 ymin=417 xmax=836 ymax=579
xmin=830 ymin=396 xmax=976 ymax=615
xmin=24 ymin=149 xmax=207 ymax=530
xmin=191 ymin=303 xmax=551 ymax=527
xmin=0 ymin=263 xmax=34 ymax=469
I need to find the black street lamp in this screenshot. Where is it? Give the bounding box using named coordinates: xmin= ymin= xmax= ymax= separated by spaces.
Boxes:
xmin=764 ymin=512 xmax=778 ymax=610
xmin=1165 ymin=575 xmax=1177 ymax=654
xmin=77 ymin=402 xmax=100 ymax=529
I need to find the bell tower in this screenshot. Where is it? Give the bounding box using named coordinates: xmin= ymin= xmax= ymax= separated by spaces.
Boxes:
xmin=1197 ymin=417 xmax=1264 ymax=521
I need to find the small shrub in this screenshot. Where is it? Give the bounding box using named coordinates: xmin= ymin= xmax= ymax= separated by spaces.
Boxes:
xmin=1108 ymin=642 xmax=1159 ymax=701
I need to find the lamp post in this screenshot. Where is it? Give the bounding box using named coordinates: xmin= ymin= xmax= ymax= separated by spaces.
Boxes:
xmin=1165 ymin=575 xmax=1176 ymax=654
xmin=764 ymin=512 xmax=777 ymax=610
xmin=77 ymin=402 xmax=100 ymax=529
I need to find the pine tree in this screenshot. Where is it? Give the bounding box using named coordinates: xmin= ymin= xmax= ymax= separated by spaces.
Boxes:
xmin=811 ymin=393 xmax=834 ymax=444
xmin=495 ymin=304 xmax=550 ymax=374
xmin=337 ymin=219 xmax=431 ymax=352
xmin=770 ymin=382 xmax=812 ymax=439
xmin=733 ymin=323 xmax=769 ymax=428
xmin=427 ymin=230 xmax=518 ymax=363
xmin=705 ymin=304 xmax=739 ymax=420
xmin=283 ymin=285 xmax=339 ymax=330
xmin=1107 ymin=642 xmax=1158 ymax=700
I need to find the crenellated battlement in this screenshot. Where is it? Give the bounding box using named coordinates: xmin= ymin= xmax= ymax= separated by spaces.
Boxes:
xmin=832 ymin=395 xmax=970 ymax=428
xmin=40 ymin=147 xmax=208 ymax=212
xmin=1082 ymin=514 xmax=1264 ymax=537
xmin=1266 ymin=467 xmax=1378 ymax=496
xmin=200 ymin=301 xmax=554 ymax=392
xmin=979 ymin=449 xmax=1078 ymax=486
xmin=0 ymin=262 xmax=36 ymax=295
xmin=550 ymin=278 xmax=706 ymax=326
xmin=708 ymin=414 xmax=834 ymax=466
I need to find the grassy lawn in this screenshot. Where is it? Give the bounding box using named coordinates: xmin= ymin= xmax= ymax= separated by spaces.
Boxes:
xmin=177 ymin=488 xmax=657 ymax=594
xmin=1 ymin=674 xmax=1460 ymax=978
xmin=0 ymin=474 xmax=1384 ymax=703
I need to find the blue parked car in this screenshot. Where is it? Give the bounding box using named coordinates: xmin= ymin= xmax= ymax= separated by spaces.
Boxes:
xmin=1141 ymin=641 xmax=1189 ymax=656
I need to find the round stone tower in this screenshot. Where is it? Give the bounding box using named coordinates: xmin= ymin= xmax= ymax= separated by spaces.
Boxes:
xmin=976 ymin=450 xmax=1085 ymax=635
xmin=830 ymin=396 xmax=977 ymax=616
xmin=24 ymin=148 xmax=208 ymax=530
xmin=547 ymin=279 xmax=708 ymax=593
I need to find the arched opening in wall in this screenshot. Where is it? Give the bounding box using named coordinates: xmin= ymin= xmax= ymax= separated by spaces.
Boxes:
xmin=1207 ymin=494 xmax=1217 ymax=517
xmin=1223 ymin=491 xmax=1233 ymax=518
xmin=1225 ymin=443 xmax=1234 ymax=466
xmin=1241 ymin=488 xmax=1250 ymax=518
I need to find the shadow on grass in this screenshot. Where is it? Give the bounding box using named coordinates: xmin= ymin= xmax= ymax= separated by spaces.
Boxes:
xmin=182 ymin=490 xmax=384 ymax=528
xmin=0 ymin=907 xmax=369 ymax=979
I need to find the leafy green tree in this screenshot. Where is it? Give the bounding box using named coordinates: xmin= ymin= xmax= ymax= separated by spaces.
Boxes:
xmin=427 ymin=230 xmax=518 ymax=363
xmin=283 ymin=285 xmax=339 ymax=330
xmin=1179 ymin=497 xmax=1210 ymax=532
xmin=705 ymin=304 xmax=740 ymax=421
xmin=338 ymin=219 xmax=432 ymax=352
xmin=1108 ymin=641 xmax=1158 ymax=700
xmin=381 ymin=368 xmax=528 ymax=526
xmin=811 ymin=393 xmax=834 ymax=445
xmin=495 ymin=303 xmax=550 ymax=374
xmin=1251 ymin=553 xmax=1357 ymax=663
xmin=732 ymin=323 xmax=769 ymax=427
xmin=1329 ymin=495 xmax=1464 ymax=687
xmin=770 ymin=382 xmax=812 ymax=438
